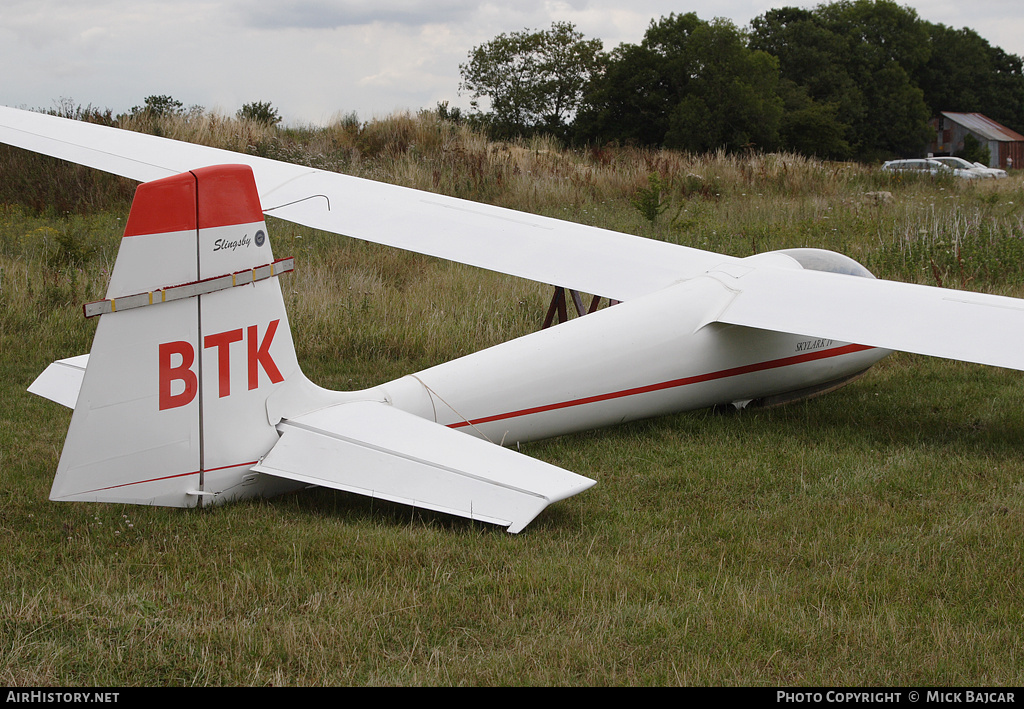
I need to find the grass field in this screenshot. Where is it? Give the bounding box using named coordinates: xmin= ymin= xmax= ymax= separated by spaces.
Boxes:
xmin=2 ymin=110 xmax=1024 ymax=685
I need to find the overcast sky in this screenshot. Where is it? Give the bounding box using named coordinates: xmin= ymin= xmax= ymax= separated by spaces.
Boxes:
xmin=2 ymin=0 xmax=1022 ymax=126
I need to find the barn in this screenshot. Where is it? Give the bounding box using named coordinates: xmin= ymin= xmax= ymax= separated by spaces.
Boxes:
xmin=930 ymin=112 xmax=1024 ymax=170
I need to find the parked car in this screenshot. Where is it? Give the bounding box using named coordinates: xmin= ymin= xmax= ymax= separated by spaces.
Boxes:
xmin=970 ymin=161 xmax=1009 ymax=179
xmin=881 ymin=158 xmax=982 ymax=179
xmin=930 ymin=156 xmax=1004 ymax=179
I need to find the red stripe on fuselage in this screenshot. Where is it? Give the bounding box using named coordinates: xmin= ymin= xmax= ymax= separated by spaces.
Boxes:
xmin=448 ymin=343 xmax=874 ymax=430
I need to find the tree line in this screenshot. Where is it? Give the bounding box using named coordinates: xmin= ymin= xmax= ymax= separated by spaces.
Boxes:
xmin=458 ymin=1 xmax=1024 ymax=161
xmin=45 ymin=95 xmax=283 ymax=127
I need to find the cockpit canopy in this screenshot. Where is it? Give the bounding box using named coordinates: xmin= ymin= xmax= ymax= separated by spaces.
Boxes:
xmin=772 ymin=248 xmax=875 ymax=279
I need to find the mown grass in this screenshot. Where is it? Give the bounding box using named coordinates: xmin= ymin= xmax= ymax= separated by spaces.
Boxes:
xmin=2 ymin=110 xmax=1024 ymax=685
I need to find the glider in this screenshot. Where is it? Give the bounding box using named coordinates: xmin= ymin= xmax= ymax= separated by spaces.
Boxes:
xmin=3 ymin=105 xmax=1024 ymax=533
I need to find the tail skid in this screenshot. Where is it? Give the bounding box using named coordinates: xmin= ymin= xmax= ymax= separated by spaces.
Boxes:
xmin=31 ymin=165 xmax=594 ymax=532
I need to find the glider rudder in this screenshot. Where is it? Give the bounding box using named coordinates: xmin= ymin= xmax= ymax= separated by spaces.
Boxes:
xmin=50 ymin=165 xmax=303 ymax=506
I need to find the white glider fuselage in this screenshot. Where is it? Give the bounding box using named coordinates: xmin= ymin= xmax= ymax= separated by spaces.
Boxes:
xmin=368 ymin=270 xmax=888 ymax=446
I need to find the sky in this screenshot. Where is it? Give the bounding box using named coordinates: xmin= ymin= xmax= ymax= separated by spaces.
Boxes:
xmin=2 ymin=0 xmax=1022 ymax=126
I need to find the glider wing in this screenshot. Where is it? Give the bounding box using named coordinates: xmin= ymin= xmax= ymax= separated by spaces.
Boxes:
xmin=709 ymin=262 xmax=1024 ymax=371
xmin=0 ymin=105 xmax=729 ymax=301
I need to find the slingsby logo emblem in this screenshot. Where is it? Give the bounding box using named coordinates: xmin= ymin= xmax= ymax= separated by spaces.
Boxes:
xmin=255 ymin=230 xmax=266 ymax=247
xmin=213 ymin=234 xmax=252 ymax=252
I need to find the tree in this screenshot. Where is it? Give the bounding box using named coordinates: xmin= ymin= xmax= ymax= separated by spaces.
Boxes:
xmin=776 ymin=81 xmax=851 ymax=158
xmin=662 ymin=16 xmax=783 ymax=152
xmin=130 ymin=95 xmax=184 ymax=118
xmin=750 ymin=1 xmax=932 ymax=159
xmin=955 ymin=134 xmax=990 ymax=164
xmin=459 ymin=22 xmax=604 ymax=138
xmin=576 ymin=14 xmax=783 ymax=152
xmin=986 ymin=47 xmax=1024 ymax=133
xmin=914 ymin=23 xmax=1024 ymax=133
xmin=573 ymin=40 xmax=675 ymax=146
xmin=237 ymin=101 xmax=282 ymax=126
xmin=749 ymin=6 xmax=862 ymax=126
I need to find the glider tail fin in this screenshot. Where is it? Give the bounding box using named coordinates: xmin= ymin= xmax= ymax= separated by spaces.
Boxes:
xmin=49 ymin=165 xmax=303 ymax=506
xmin=35 ymin=163 xmax=595 ymax=532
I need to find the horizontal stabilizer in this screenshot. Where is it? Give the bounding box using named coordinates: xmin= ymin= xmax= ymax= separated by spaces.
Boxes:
xmin=253 ymin=401 xmax=596 ymax=533
xmin=711 ymin=264 xmax=1024 ymax=371
xmin=28 ymin=355 xmax=89 ymax=408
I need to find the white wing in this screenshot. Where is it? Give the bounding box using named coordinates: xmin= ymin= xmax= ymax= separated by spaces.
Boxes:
xmin=7 ymin=106 xmax=1024 ymax=373
xmin=708 ymin=262 xmax=1024 ymax=370
xmin=0 ymin=105 xmax=730 ymax=301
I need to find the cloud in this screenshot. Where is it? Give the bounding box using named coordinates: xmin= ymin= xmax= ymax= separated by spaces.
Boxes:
xmin=236 ymin=0 xmax=482 ymax=29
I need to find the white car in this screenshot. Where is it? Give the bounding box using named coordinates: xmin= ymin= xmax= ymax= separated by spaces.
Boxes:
xmin=930 ymin=156 xmax=1004 ymax=179
xmin=971 ymin=161 xmax=1009 ymax=179
xmin=881 ymin=158 xmax=982 ymax=179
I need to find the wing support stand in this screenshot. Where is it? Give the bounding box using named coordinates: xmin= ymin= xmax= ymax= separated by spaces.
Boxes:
xmin=541 ymin=286 xmax=619 ymax=329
